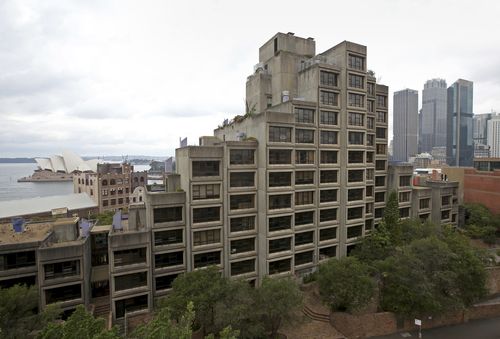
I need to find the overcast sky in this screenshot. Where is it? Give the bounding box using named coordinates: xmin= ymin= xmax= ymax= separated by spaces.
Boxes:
xmin=1 ymin=0 xmax=499 ymax=158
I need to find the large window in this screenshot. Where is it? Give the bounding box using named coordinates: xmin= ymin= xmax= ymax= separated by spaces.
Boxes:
xmin=295 ymin=211 xmax=314 ymax=226
xmin=420 ymin=198 xmax=430 ymax=209
xmin=231 ymin=259 xmax=255 ymax=276
xmin=193 ymin=207 xmax=220 ymax=223
xmin=230 ymin=172 xmax=254 ymax=187
xmin=155 ymin=273 xmax=179 ymax=291
xmin=230 ymin=238 xmax=255 ymax=254
xmin=377 ymin=95 xmax=387 ymax=108
xmin=347 ymin=207 xmax=363 ymax=220
xmin=348 ymin=112 xmax=364 ymax=126
xmin=347 ymin=225 xmax=363 ymax=238
xmin=192 ymin=161 xmax=219 ymax=177
xmin=377 ymin=111 xmax=387 ymax=123
xmin=320 ymin=131 xmax=338 ymax=144
xmin=295 ymin=251 xmax=314 ymax=266
xmin=375 ymin=176 xmax=386 ymax=187
xmin=230 ymin=149 xmax=254 ymax=165
xmin=295 ymin=231 xmax=314 ymax=246
xmin=319 ymin=246 xmax=336 ymax=259
xmin=155 ymin=251 xmax=183 ymax=268
xmin=367 ymin=82 xmax=375 ymax=95
xmin=320 ymin=91 xmax=338 ymax=106
xmin=367 ymin=100 xmax=375 ymax=113
xmin=320 ymin=70 xmax=338 ymax=87
xmin=376 ymin=144 xmax=387 ymax=155
xmin=320 ymin=111 xmax=338 ymax=125
xmin=348 ymin=188 xmax=364 ymax=202
xmin=367 ymin=134 xmax=375 ymax=146
xmin=45 ymin=284 xmax=81 ymax=304
xmin=193 ymin=229 xmax=221 ymax=246
xmin=230 ymin=194 xmax=255 ymax=210
xmin=348 ymin=170 xmax=364 ymax=182
xmin=349 ymin=74 xmax=364 ymax=89
xmin=375 ymin=160 xmax=386 ymax=171
xmin=44 ymin=260 xmax=80 ymax=280
xmin=320 ymin=150 xmax=337 ymax=164
xmin=193 ymin=184 xmax=220 ymax=200
xmin=269 ymin=126 xmax=292 ymax=142
xmin=348 ymin=93 xmax=365 ymax=107
xmin=399 ymin=176 xmax=412 ymax=187
xmin=320 ymin=170 xmax=338 ymax=183
xmin=376 ymin=127 xmax=387 ymax=139
xmin=115 ymin=295 xmax=148 ymax=319
xmin=114 ymin=248 xmax=147 ymax=267
xmin=194 ymin=251 xmax=221 ymax=268
xmin=320 ymin=189 xmax=337 ymax=203
xmin=320 ymin=208 xmax=337 ymax=222
xmin=230 ymin=216 xmax=255 ymax=233
xmin=269 ymin=194 xmax=292 ymax=209
xmin=269 ymin=149 xmax=292 ymax=164
xmin=399 ymin=191 xmax=411 ymax=203
xmin=348 ymin=131 xmax=364 ymax=145
xmin=295 ymin=171 xmax=314 ymax=185
xmin=295 ymin=108 xmax=315 ymax=124
xmin=269 ymin=237 xmax=291 ymax=253
xmin=295 ymin=129 xmax=314 ymax=144
xmin=269 ymin=215 xmax=292 ymax=232
xmin=375 ymin=192 xmax=385 ymax=203
xmin=269 ymin=172 xmax=292 ymax=187
xmin=1 ymin=251 xmax=36 ymax=270
xmin=295 ymin=191 xmax=314 ymax=206
xmin=348 ymin=54 xmax=365 ymax=70
xmin=320 ymin=227 xmax=337 ymax=241
xmin=154 ymin=229 xmax=183 ymax=246
xmin=115 ymin=272 xmax=147 ymax=291
xmin=269 ymin=258 xmax=291 ymax=274
xmin=153 ymin=207 xmax=183 ymax=223
xmin=348 ymin=151 xmax=364 ymax=164
xmin=295 ymin=150 xmax=315 ymax=164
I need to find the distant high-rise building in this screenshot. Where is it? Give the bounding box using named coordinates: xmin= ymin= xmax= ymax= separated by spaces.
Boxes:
xmin=393 ymin=89 xmax=418 ymax=162
xmin=473 ymin=113 xmax=493 ymax=144
xmin=420 ymin=79 xmax=447 ymax=153
xmin=487 ymin=114 xmax=500 ymax=157
xmin=447 ymin=79 xmax=474 ymax=166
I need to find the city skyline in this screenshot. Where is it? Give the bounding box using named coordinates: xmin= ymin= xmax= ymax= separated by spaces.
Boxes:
xmin=1 ymin=0 xmax=500 ymax=157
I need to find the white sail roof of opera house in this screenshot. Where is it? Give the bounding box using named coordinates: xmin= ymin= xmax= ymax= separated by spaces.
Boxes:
xmin=35 ymin=151 xmax=99 ymax=173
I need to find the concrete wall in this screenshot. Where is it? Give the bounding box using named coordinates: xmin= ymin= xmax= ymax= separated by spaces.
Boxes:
xmin=463 ymin=169 xmax=500 ymax=214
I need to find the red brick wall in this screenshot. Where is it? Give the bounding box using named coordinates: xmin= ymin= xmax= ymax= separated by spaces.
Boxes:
xmin=464 ymin=169 xmax=500 ymax=215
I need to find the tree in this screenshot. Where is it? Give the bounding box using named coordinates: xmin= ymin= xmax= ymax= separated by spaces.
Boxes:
xmin=383 ymin=190 xmax=401 ymax=243
xmin=352 ymin=223 xmax=394 ymax=264
xmin=0 ymin=284 xmax=59 ymax=339
xmin=129 ymin=301 xmax=194 ymax=339
xmin=39 ymin=304 xmax=120 ymax=339
xmin=317 ymin=257 xmax=375 ymax=313
xmin=464 ymin=203 xmax=500 ymax=244
xmin=256 ymin=277 xmax=302 ymax=338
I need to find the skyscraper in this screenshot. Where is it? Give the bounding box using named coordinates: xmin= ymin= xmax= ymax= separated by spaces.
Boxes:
xmin=420 ymin=79 xmax=447 ymax=153
xmin=446 ymin=79 xmax=474 ymax=166
xmin=393 ymin=88 xmax=418 ymax=162
xmin=487 ymin=114 xmax=500 ymax=157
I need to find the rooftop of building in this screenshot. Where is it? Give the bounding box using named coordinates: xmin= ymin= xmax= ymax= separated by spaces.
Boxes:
xmin=91 ymin=224 xmax=112 ymax=233
xmin=0 ymin=193 xmax=97 ymax=220
xmin=0 ymin=217 xmax=78 ymax=245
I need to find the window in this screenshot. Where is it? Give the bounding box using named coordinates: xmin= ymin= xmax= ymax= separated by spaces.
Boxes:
xmin=367 ymin=100 xmax=375 ymax=113
xmin=269 ymin=194 xmax=292 ymax=209
xmin=367 ymin=134 xmax=374 ymax=146
xmin=194 ymin=251 xmax=221 ymax=268
xmin=375 ymin=192 xmax=385 ymax=203
xmin=348 ymin=170 xmax=364 ymax=182
xmin=400 ymin=207 xmax=410 ymax=218
xmin=155 ymin=251 xmax=183 ymax=268
xmin=269 ymin=126 xmax=292 ymax=142
xmin=366 ymin=152 xmax=374 ymax=163
xmin=45 ymin=284 xmax=81 ymax=304
xmin=114 ymin=248 xmax=147 ymax=267
xmin=419 ymin=198 xmax=430 ymax=209
xmin=193 ymin=207 xmax=220 ymax=223
xmin=295 ymin=150 xmax=315 ymax=164
xmin=347 ymin=225 xmax=363 ymax=238
xmin=347 ymin=207 xmax=363 ymax=220
xmin=115 ymin=295 xmax=148 ymax=319
xmin=441 ymin=210 xmax=450 ymax=220
xmin=320 ymin=110 xmax=338 ymax=125
xmin=320 ymin=170 xmax=338 ymax=183
xmin=1 ymin=251 xmax=36 ymax=270
xmin=230 ymin=194 xmax=255 ymax=210
xmin=295 ymin=171 xmax=314 ymax=185
xmin=319 ymin=246 xmax=336 ymax=259
xmin=156 ymin=273 xmax=179 ymax=291
xmin=375 ymin=160 xmax=386 ymax=170
xmin=269 ymin=215 xmax=292 ymax=232
xmin=348 ymin=131 xmax=364 ymax=145
xmin=376 ymin=144 xmax=387 ymax=155
xmin=366 ymin=168 xmax=374 ymax=179
xmin=348 ymin=93 xmax=365 ymax=107
xmin=367 ymin=82 xmax=375 ymax=96
xmin=366 ymin=186 xmax=374 ymax=197
xmin=44 ymin=260 xmax=80 ymax=280
xmin=269 ymin=258 xmax=291 ymax=274
xmin=193 ymin=184 xmax=220 ymax=200
xmin=295 ymin=108 xmax=315 ymax=123
xmin=230 ymin=172 xmax=254 ymax=187
xmin=399 ymin=176 xmax=412 ymax=187
xmin=320 ymin=70 xmax=338 ymax=86
xmin=295 ymin=129 xmax=314 ymax=143
xmin=377 ymin=95 xmax=387 ymax=108
xmin=154 ymin=229 xmax=183 ymax=246
xmin=269 ymin=149 xmax=292 ymax=164
xmin=348 ymin=112 xmax=364 ymax=126
xmin=269 ymin=237 xmax=291 ymax=253
xmin=231 ymin=259 xmax=255 ymax=276
xmin=269 ymin=172 xmax=292 ymax=187
xmin=366 ymin=203 xmax=374 ymax=214
xmin=348 ymin=74 xmax=364 ymax=89
xmin=320 ymin=131 xmax=338 ymax=144
xmin=348 ymin=151 xmax=364 ymax=163
xmin=348 ymin=54 xmax=365 ymax=70
xmin=230 ymin=216 xmax=255 ymax=233
xmin=115 ymin=272 xmax=147 ymax=291
xmin=399 ymin=192 xmax=411 ymax=203
xmin=320 ymin=91 xmax=338 ymax=106
xmin=375 ymin=176 xmax=385 ymax=187
xmin=441 ymin=196 xmax=451 ymax=206
xmin=193 ymin=229 xmax=221 ymax=246
xmin=231 ymin=238 xmax=255 ymax=254
xmin=377 ymin=111 xmax=387 ymax=123
xmin=348 ymin=188 xmax=364 ymax=201
xmin=295 ymin=211 xmax=314 ymax=226
xmin=375 ymin=208 xmax=384 ymax=218
xmin=376 ymin=127 xmax=386 ymax=139
xmin=320 ymin=189 xmax=337 ymax=203
xmin=320 ymin=208 xmax=337 ymax=222
xmin=230 ymin=149 xmax=254 ymax=165
xmin=295 ymin=251 xmax=314 ymax=266
xmin=295 ymin=191 xmax=314 ymax=205
xmin=192 ymin=161 xmax=219 ymax=177
xmin=295 ymin=231 xmax=314 ymax=246
xmin=365 ymin=219 xmax=373 ymax=230
xmin=320 ymin=227 xmax=337 ymax=241
xmin=320 ymin=150 xmax=337 ymax=164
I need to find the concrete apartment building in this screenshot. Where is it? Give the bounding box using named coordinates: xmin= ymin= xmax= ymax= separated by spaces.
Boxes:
xmin=393 ymin=88 xmax=418 ymax=162
xmin=420 ymin=79 xmax=447 ymax=153
xmin=487 ymin=114 xmax=500 ymax=158
xmin=74 ymin=163 xmax=147 ymax=213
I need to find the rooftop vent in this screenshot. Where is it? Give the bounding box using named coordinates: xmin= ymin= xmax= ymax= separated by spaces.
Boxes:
xmin=12 ymin=218 xmax=25 ymax=233
xmin=287 ymin=32 xmax=295 ymax=36
xmin=307 ymin=37 xmax=314 ymax=41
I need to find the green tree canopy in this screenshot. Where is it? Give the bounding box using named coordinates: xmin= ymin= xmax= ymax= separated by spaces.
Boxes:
xmin=383 ymin=190 xmax=401 ymax=244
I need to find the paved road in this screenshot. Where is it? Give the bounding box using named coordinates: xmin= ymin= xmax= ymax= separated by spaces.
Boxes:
xmin=373 ymin=316 xmax=500 ymax=339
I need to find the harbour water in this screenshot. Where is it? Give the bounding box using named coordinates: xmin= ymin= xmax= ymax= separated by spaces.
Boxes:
xmin=0 ymin=163 xmax=152 ymax=202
